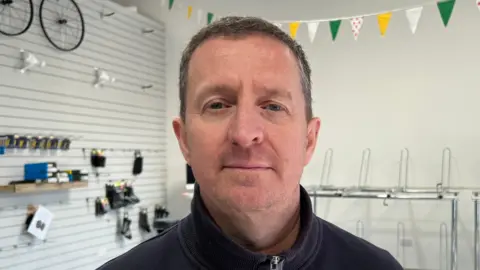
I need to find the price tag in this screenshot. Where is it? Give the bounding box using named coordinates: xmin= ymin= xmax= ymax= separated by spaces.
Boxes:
xmin=27 ymin=205 xmax=54 ymax=240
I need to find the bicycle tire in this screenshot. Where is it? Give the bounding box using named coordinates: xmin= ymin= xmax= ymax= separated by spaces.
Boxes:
xmin=0 ymin=0 xmax=34 ymax=36
xmin=39 ymin=0 xmax=85 ymax=52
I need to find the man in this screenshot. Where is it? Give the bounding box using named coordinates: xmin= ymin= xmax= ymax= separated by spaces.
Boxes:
xmin=98 ymin=16 xmax=403 ymax=270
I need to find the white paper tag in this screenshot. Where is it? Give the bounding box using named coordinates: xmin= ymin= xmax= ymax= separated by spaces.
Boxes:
xmin=27 ymin=205 xmax=54 ymax=240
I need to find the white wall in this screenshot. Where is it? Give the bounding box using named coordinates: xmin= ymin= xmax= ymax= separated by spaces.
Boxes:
xmin=0 ymin=1 xmax=166 ymax=269
xmin=126 ymin=0 xmax=479 ymax=269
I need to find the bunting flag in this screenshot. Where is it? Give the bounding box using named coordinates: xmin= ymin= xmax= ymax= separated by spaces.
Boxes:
xmin=168 ymin=0 xmax=174 ymax=10
xmin=437 ymin=0 xmax=456 ymax=27
xmin=161 ymin=0 xmax=166 ymax=7
xmin=307 ymin=22 xmax=320 ymax=43
xmin=377 ymin=12 xmax=392 ymax=36
xmin=405 ymin=7 xmax=423 ymax=34
xmin=187 ymin=6 xmax=192 ymax=19
xmin=477 ymin=0 xmax=480 ymax=10
xmin=329 ymin=20 xmax=341 ymax=41
xmin=289 ymin=22 xmax=301 ymax=39
xmin=350 ymin=17 xmax=364 ymax=40
xmin=274 ymin=23 xmax=282 ymax=29
xmin=207 ymin=12 xmax=214 ymax=24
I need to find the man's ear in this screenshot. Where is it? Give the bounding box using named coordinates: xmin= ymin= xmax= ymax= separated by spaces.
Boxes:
xmin=305 ymin=117 xmax=321 ymax=166
xmin=172 ymin=117 xmax=190 ymax=164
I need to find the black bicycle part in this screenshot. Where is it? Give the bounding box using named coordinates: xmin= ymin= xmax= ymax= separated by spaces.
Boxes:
xmin=0 ymin=0 xmax=34 ymax=36
xmin=39 ymin=0 xmax=85 ymax=51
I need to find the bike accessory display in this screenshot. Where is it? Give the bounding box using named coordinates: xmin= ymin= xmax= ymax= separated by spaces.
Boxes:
xmin=124 ymin=182 xmax=140 ymax=205
xmin=121 ymin=212 xmax=132 ymax=239
xmin=25 ymin=204 xmax=37 ymax=230
xmin=59 ymin=138 xmax=71 ymax=150
xmin=139 ymin=208 xmax=151 ymax=233
xmin=105 ymin=181 xmax=126 ymax=210
xmin=152 ymin=205 xmax=177 ymax=234
xmin=38 ymin=136 xmax=49 ymax=150
xmin=0 ymin=136 xmax=6 ymax=155
xmin=15 ymin=136 xmax=28 ymax=149
xmin=132 ymin=150 xmax=143 ymax=176
xmin=6 ymin=134 xmax=16 ymax=149
xmin=29 ymin=136 xmax=40 ymax=149
xmin=0 ymin=0 xmax=34 ymax=36
xmin=154 ymin=204 xmax=169 ymax=219
xmin=24 ymin=162 xmax=58 ymax=182
xmin=91 ymin=149 xmax=106 ymax=168
xmin=95 ymin=197 xmax=110 ymax=216
xmin=39 ymin=0 xmax=85 ymax=51
xmin=105 ymin=180 xmax=140 ymax=209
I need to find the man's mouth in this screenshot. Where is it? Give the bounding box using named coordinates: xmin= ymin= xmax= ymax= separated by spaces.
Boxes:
xmin=223 ymin=163 xmax=271 ymax=170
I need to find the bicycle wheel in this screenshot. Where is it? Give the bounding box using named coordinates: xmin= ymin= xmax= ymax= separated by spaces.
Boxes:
xmin=0 ymin=0 xmax=34 ymax=36
xmin=39 ymin=0 xmax=85 ymax=52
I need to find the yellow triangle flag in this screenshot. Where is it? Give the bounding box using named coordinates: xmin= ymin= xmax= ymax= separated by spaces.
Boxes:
xmin=187 ymin=6 xmax=193 ymax=19
xmin=377 ymin=12 xmax=392 ymax=36
xmin=289 ymin=22 xmax=301 ymax=39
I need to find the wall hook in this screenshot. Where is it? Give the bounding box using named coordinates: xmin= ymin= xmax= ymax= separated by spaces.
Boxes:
xmin=142 ymin=28 xmax=154 ymax=34
xmin=383 ymin=192 xmax=391 ymax=206
xmin=94 ymin=68 xmax=116 ymax=88
xmin=100 ymin=11 xmax=115 ymax=18
xmin=19 ymin=49 xmax=46 ymax=74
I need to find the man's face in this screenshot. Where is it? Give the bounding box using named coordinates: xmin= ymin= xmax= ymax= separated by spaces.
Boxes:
xmin=173 ymin=34 xmax=320 ymax=212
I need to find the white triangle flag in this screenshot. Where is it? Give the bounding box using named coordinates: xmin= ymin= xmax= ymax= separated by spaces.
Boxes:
xmin=307 ymin=22 xmax=320 ymax=43
xmin=161 ymin=0 xmax=166 ymax=7
xmin=405 ymin=7 xmax=423 ymax=34
xmin=197 ymin=9 xmax=204 ymax=25
xmin=350 ymin=17 xmax=364 ymax=41
xmin=273 ymin=22 xmax=282 ymax=29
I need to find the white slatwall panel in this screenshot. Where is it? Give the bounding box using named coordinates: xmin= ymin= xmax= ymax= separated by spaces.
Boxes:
xmin=0 ymin=0 xmax=166 ymax=269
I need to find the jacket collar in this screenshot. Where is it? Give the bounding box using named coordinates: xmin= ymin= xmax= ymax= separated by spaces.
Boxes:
xmin=179 ymin=184 xmax=323 ymax=269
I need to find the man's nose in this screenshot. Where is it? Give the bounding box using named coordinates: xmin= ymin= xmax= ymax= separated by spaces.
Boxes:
xmin=227 ymin=106 xmax=264 ymax=148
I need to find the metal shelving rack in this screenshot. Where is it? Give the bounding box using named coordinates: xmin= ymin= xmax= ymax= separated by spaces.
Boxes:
xmin=308 ymin=187 xmax=459 ymax=270
xmin=307 ymin=147 xmax=464 ymax=270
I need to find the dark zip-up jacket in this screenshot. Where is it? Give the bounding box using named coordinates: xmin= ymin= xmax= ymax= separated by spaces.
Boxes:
xmin=97 ymin=185 xmax=403 ymax=270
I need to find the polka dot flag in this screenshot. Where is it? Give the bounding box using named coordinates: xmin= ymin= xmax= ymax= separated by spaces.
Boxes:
xmin=350 ymin=17 xmax=364 ymax=41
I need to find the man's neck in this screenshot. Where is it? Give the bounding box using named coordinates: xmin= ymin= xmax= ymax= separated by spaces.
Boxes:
xmin=201 ymin=188 xmax=302 ymax=255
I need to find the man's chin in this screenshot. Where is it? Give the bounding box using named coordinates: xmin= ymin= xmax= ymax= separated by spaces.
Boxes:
xmin=219 ymin=186 xmax=276 ymax=211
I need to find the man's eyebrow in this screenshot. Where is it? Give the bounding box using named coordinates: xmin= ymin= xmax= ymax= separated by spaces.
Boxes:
xmin=259 ymin=87 xmax=292 ymax=101
xmin=194 ymin=83 xmax=237 ymax=104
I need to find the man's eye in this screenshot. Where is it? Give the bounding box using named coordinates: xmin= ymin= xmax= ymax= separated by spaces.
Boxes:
xmin=263 ymin=104 xmax=283 ymax=111
xmin=208 ymin=102 xmax=226 ymax=110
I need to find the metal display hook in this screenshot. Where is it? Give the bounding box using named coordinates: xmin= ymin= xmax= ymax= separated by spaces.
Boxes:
xmin=358 ymin=148 xmax=371 ymax=187
xmin=439 ymin=147 xmax=452 ymax=193
xmin=440 ymin=222 xmax=449 ymax=270
xmin=396 ymin=222 xmax=406 ymax=266
xmin=355 ymin=220 xmax=364 ymax=239
xmin=473 ymin=192 xmax=479 ymax=270
xmin=319 ymin=148 xmax=333 ymax=188
xmin=398 ymin=148 xmax=410 ymax=191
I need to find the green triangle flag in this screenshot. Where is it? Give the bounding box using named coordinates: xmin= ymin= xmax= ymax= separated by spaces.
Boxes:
xmin=168 ymin=0 xmax=174 ymax=10
xmin=207 ymin=12 xmax=214 ymax=24
xmin=437 ymin=0 xmax=456 ymax=27
xmin=329 ymin=20 xmax=342 ymax=41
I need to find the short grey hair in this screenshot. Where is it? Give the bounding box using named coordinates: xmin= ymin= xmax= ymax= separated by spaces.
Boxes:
xmin=178 ymin=16 xmax=313 ymax=121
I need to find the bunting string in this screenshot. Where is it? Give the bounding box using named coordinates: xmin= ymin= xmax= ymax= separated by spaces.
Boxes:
xmin=162 ymin=0 xmax=467 ymax=42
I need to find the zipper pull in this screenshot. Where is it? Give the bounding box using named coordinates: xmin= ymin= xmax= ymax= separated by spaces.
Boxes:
xmin=270 ymin=256 xmax=285 ymax=270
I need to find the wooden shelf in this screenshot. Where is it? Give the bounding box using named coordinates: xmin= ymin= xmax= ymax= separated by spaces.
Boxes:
xmin=0 ymin=181 xmax=88 ymax=194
